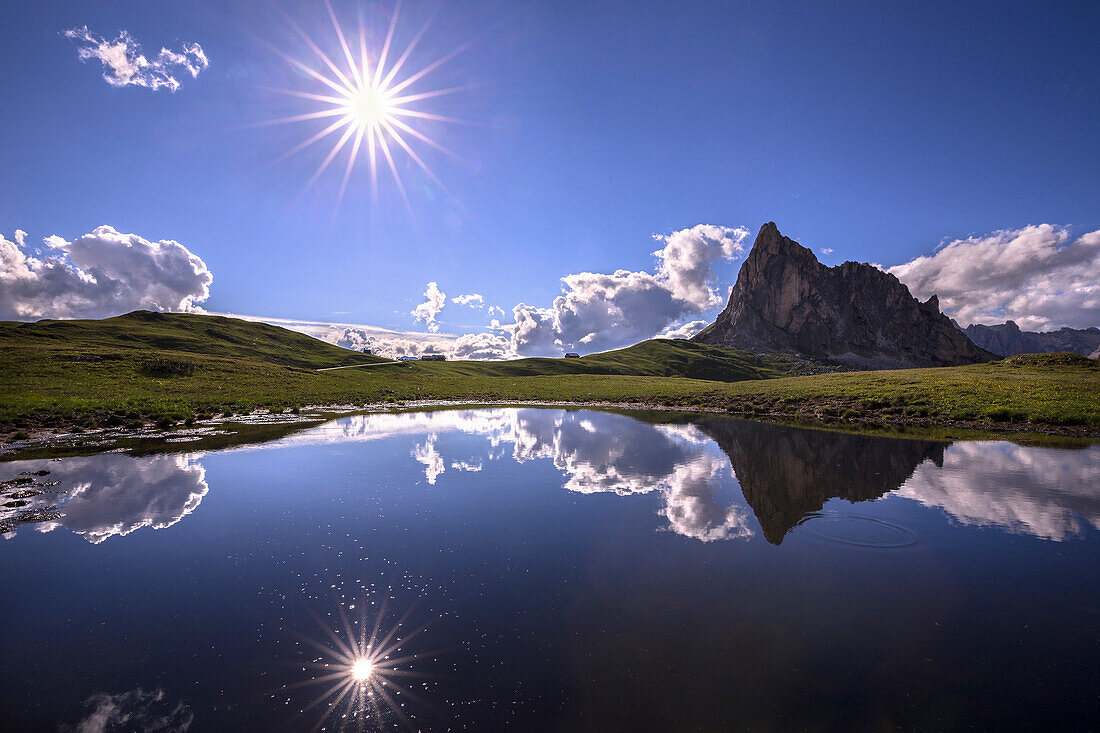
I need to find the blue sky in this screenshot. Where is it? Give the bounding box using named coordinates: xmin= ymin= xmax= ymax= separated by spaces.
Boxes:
xmin=2 ymin=0 xmax=1098 ymax=355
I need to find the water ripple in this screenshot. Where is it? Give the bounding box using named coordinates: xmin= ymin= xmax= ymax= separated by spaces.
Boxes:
xmin=797 ymin=512 xmax=919 ymax=549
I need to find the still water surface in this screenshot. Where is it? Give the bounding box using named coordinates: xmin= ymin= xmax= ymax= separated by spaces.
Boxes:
xmin=2 ymin=408 xmax=1099 ymax=731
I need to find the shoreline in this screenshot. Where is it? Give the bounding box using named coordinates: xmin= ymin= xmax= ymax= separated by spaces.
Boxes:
xmin=3 ymin=398 xmax=1096 ymax=458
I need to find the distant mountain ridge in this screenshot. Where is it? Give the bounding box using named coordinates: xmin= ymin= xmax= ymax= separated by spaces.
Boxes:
xmin=957 ymin=320 xmax=1100 ymax=358
xmin=693 ymin=222 xmax=994 ymax=368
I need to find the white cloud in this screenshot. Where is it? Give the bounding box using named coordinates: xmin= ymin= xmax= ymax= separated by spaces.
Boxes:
xmin=657 ymin=319 xmax=709 ymax=340
xmin=411 ymin=281 xmax=446 ymax=333
xmin=446 ymin=331 xmax=514 ymax=359
xmin=451 ymin=293 xmax=484 ymax=308
xmin=652 ymin=224 xmax=748 ymax=309
xmin=340 ymin=325 xmax=511 ymax=360
xmin=501 ymin=303 xmax=562 ymax=354
xmin=63 ymin=27 xmax=208 ymax=92
xmin=332 ymin=326 xmax=446 ymax=357
xmin=495 ymin=224 xmax=749 ymax=355
xmin=1 ymin=226 xmax=212 ymax=320
xmin=820 ymin=247 xmax=834 ymax=255
xmin=888 ymin=224 xmax=1100 ymax=330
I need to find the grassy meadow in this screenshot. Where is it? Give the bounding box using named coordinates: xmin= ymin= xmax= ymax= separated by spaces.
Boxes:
xmin=1 ymin=312 xmax=1098 ymax=439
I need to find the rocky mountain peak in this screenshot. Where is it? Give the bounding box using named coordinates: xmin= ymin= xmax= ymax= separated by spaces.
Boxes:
xmin=742 ymin=221 xmax=816 ymax=269
xmin=692 ymin=222 xmax=994 ymax=368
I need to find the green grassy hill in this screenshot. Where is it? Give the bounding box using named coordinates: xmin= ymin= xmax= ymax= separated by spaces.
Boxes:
xmin=0 ymin=311 xmax=802 ymax=380
xmin=0 ymin=311 xmax=799 ymax=433
xmin=0 ymin=310 xmax=387 ymax=370
xmin=416 ymin=339 xmax=806 ymax=381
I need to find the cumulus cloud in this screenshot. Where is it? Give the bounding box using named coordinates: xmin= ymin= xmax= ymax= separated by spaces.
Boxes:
xmin=342 ymin=326 xmax=511 ymax=360
xmin=652 ymin=224 xmax=748 ymax=308
xmin=657 ymin=319 xmax=709 ymax=340
xmin=451 ymin=293 xmax=484 ymax=308
xmin=888 ymin=224 xmax=1100 ymax=330
xmin=1 ymin=226 xmax=212 ymax=320
xmin=444 ymin=331 xmax=514 ymax=359
xmin=411 ymin=281 xmax=446 ymax=333
xmin=496 ymin=224 xmax=749 ymax=355
xmin=63 ymin=27 xmax=208 ymax=92
xmin=820 ymin=248 xmax=834 ymax=255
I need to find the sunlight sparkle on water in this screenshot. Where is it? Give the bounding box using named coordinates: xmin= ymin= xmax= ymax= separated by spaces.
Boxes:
xmin=351 ymin=658 xmax=373 ymax=682
xmin=290 ymin=598 xmax=434 ymax=730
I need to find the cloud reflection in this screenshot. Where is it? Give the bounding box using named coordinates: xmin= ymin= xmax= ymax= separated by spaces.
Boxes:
xmin=59 ymin=686 xmax=193 ymax=732
xmin=261 ymin=408 xmax=754 ymax=542
xmin=1 ymin=454 xmax=208 ymax=543
xmin=897 ymin=442 xmax=1100 ymax=540
xmin=412 ymin=435 xmax=445 ymax=485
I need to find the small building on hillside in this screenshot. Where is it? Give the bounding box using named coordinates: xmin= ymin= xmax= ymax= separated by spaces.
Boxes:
xmin=421 ymin=354 xmax=447 ymax=361
xmin=397 ymin=355 xmax=418 ymax=361
xmin=564 ymin=352 xmax=580 ymax=358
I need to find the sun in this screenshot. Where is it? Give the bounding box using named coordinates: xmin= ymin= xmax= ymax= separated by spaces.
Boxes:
xmin=264 ymin=0 xmax=466 ymax=210
xmin=346 ymin=85 xmax=391 ymax=131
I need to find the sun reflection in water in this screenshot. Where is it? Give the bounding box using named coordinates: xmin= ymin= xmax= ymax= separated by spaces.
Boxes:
xmin=351 ymin=658 xmax=374 ymax=682
xmin=288 ymin=599 xmax=435 ymax=731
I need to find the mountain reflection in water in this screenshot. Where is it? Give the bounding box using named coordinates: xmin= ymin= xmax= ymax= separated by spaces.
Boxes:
xmin=3 ymin=407 xmax=1098 ymax=545
xmin=697 ymin=418 xmax=947 ymax=543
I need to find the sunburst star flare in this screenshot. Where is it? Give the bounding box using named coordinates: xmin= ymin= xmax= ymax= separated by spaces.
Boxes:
xmin=266 ymin=1 xmax=466 ymax=211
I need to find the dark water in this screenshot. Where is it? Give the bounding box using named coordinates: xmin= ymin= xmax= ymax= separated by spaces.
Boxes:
xmin=2 ymin=408 xmax=1099 ymax=731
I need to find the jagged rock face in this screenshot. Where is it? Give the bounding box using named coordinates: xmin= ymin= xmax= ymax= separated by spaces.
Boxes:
xmin=697 ymin=417 xmax=946 ymax=544
xmin=1090 ymin=346 xmax=1100 ymax=360
xmin=693 ymin=222 xmax=995 ymax=368
xmin=960 ymin=320 xmax=1100 ymax=357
